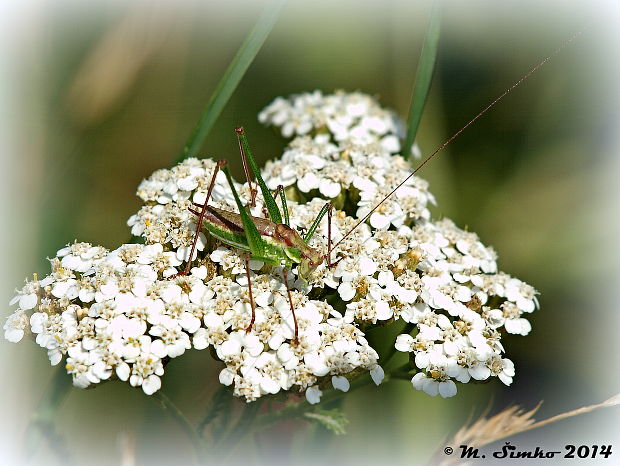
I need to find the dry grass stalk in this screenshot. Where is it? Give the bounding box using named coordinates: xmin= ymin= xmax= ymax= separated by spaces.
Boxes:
xmin=434 ymin=393 xmax=619 ymax=466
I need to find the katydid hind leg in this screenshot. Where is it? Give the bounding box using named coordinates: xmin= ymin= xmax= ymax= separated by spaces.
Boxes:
xmin=275 ymin=185 xmax=290 ymax=226
xmin=281 ymin=268 xmax=299 ymax=343
xmin=244 ymin=256 xmax=257 ymax=334
xmin=235 ymin=127 xmax=283 ymax=224
xmin=237 ymin=130 xmax=258 ymax=207
xmin=221 ymin=164 xmax=266 ymax=258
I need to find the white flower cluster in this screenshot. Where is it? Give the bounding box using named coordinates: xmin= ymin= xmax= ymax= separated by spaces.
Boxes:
xmin=6 ymin=91 xmax=538 ymax=403
xmin=260 ymin=135 xmax=433 ymax=228
xmin=4 ymin=239 xmax=381 ymax=399
xmin=283 ymin=198 xmax=537 ymax=398
xmin=5 ymin=242 xmax=206 ymax=394
xmin=259 ymin=90 xmax=406 ymax=151
xmin=259 ymin=91 xmax=430 ymax=228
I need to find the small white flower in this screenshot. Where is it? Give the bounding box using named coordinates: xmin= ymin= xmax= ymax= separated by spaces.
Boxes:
xmin=5 ymin=91 xmax=540 ymax=404
xmin=487 ymin=355 xmax=515 ymax=385
xmin=411 ymin=369 xmax=457 ymax=398
xmin=395 ymin=334 xmax=414 ymax=352
xmin=4 ymin=310 xmax=29 ymax=343
xmin=10 ymin=281 xmax=40 ymax=310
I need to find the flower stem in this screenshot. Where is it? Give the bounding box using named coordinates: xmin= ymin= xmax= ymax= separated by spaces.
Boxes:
xmin=379 ymin=322 xmax=415 ymax=367
xmin=197 ymin=385 xmax=231 ymax=436
xmin=254 ymin=373 xmax=385 ymax=431
xmin=176 ymin=0 xmax=287 ymax=164
xmin=216 ymin=398 xmax=265 ymax=462
xmin=153 ymin=391 xmax=208 ymax=465
xmin=24 ymin=366 xmax=74 ymax=463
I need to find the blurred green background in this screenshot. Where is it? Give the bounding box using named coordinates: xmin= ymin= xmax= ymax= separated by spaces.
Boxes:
xmin=1 ymin=0 xmax=618 ymax=465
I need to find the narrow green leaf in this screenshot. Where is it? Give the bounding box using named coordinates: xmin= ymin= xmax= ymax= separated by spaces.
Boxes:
xmin=304 ymin=409 xmax=349 ymax=435
xmin=403 ymin=0 xmax=441 ymax=160
xmin=176 ymin=0 xmax=287 ymax=164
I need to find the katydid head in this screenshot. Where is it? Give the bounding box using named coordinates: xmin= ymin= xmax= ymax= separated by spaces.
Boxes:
xmin=298 ymin=247 xmax=324 ymax=278
xmin=274 ymin=223 xmax=324 ymax=278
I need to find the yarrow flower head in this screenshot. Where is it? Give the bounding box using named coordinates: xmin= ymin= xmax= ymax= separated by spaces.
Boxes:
xmin=6 ymin=91 xmax=538 ymax=404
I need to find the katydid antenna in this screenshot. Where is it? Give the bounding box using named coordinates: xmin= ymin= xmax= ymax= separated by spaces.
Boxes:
xmin=332 ymin=27 xmax=585 ymax=251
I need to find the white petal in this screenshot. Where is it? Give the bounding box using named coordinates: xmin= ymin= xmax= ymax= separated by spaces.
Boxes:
xmin=260 ymin=377 xmax=281 ymax=395
xmin=150 ymin=340 xmax=168 ymax=359
xmin=374 ymin=301 xmax=392 ymax=321
xmin=19 ymin=294 xmax=38 ymax=310
xmin=369 ymin=212 xmax=390 ymax=229
xmin=319 ymin=179 xmax=341 ymax=198
xmin=422 ymin=379 xmax=439 ymax=397
xmin=338 ymin=282 xmax=356 ymax=302
xmin=498 ymin=372 xmax=513 ymax=386
xmin=179 ymin=313 xmax=201 ymax=334
xmin=331 ymin=376 xmax=350 ymax=392
xmin=116 ymin=362 xmax=130 ymax=381
xmin=469 ymin=364 xmax=491 ymax=380
xmin=438 ymin=380 xmax=457 ymax=398
xmin=358 ymin=257 xmax=377 ymax=277
xmin=298 ymin=173 xmax=320 ymax=192
xmin=305 ymin=386 xmax=322 ymax=405
xmin=370 ymin=365 xmax=385 ymax=385
xmin=411 ymin=372 xmax=426 ymax=390
xmin=192 ymin=329 xmax=209 ymax=350
xmin=415 ymin=352 xmax=431 ymax=368
xmin=4 ymin=328 xmax=24 ymax=343
xmin=219 ymin=368 xmax=236 ymax=386
xmin=380 ymin=134 xmax=400 ymax=153
xmin=48 ymin=349 xmax=63 ymax=366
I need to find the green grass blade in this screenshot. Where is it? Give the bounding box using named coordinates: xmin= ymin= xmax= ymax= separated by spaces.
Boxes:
xmin=403 ymin=0 xmax=441 ymax=160
xmin=176 ymin=0 xmax=287 ymax=164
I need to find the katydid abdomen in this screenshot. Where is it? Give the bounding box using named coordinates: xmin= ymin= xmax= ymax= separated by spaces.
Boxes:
xmin=200 ymin=205 xmax=315 ymax=270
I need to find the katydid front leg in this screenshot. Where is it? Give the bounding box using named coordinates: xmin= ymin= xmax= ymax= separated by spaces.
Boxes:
xmin=177 ymin=159 xmax=226 ymax=277
xmin=303 ymin=202 xmax=341 ymax=268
